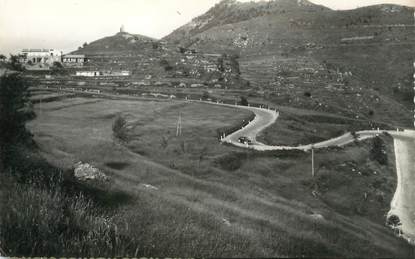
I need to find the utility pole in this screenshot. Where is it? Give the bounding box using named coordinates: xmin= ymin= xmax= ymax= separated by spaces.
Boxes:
xmin=176 ymin=112 xmax=182 ymax=137
xmin=311 ymin=145 xmax=315 ymax=178
xmin=39 ymin=98 xmax=42 ymax=117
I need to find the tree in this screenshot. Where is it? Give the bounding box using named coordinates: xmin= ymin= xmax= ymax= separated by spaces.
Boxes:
xmin=370 ymin=136 xmax=387 ymax=165
xmin=387 ymin=214 xmax=401 ymax=227
xmin=152 ymin=42 xmax=161 ymax=50
xmin=52 ymin=61 xmax=63 ymax=68
xmin=160 ymin=58 xmax=173 ymax=71
xmin=112 ymin=115 xmax=127 ymax=141
xmin=229 ymin=54 xmax=241 ymax=75
xmin=178 ymin=47 xmax=186 ymax=54
xmin=0 ymin=73 xmax=32 ymax=170
xmin=51 ymin=61 xmax=65 ymax=75
xmin=0 ymin=54 xmax=6 ymax=61
xmin=217 ymin=56 xmax=225 ymax=72
xmin=9 ymin=55 xmax=24 ymax=71
xmin=368 ymin=110 xmax=374 ymax=116
xmin=202 ymin=91 xmax=210 ymax=100
xmin=239 ymin=96 xmax=248 ymax=106
xmin=83 ymin=42 xmax=88 ymax=48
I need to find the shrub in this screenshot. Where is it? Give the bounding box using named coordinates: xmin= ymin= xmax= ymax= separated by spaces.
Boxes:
xmin=159 ymin=59 xmax=173 ymax=71
xmin=387 ymin=214 xmax=401 ymax=227
xmin=368 ymin=110 xmax=374 ymax=116
xmin=112 ymin=115 xmax=127 ymax=141
xmin=370 ymin=136 xmax=388 ymax=165
xmin=239 ymin=96 xmax=248 ymax=106
xmin=0 ymin=73 xmax=32 ymax=170
xmin=9 ymin=55 xmax=24 ymax=71
xmin=215 ymin=152 xmax=248 ymax=171
xmin=202 ymin=91 xmax=210 ymax=100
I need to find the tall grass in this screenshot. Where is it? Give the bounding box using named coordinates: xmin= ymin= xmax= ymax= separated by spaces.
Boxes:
xmin=0 ymin=170 xmax=260 ymax=257
xmin=0 ymin=172 xmax=133 ymax=257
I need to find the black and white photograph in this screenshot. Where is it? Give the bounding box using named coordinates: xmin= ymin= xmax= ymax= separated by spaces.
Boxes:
xmin=0 ymin=0 xmax=414 ymax=257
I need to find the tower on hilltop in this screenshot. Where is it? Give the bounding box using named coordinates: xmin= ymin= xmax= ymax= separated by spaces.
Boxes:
xmin=120 ymin=24 xmax=125 ymax=33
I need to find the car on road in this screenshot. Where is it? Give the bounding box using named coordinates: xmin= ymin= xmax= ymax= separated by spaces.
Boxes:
xmin=238 ymin=136 xmax=252 ymax=145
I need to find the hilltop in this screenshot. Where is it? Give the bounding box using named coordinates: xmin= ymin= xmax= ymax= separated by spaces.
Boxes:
xmin=72 ymin=31 xmax=156 ymax=55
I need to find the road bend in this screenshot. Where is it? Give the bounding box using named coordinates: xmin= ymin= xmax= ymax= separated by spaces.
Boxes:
xmin=211 ymin=102 xmax=415 ymax=243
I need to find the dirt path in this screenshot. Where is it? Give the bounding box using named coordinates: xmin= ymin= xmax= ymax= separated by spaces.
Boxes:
xmin=389 ymin=132 xmax=415 ymax=244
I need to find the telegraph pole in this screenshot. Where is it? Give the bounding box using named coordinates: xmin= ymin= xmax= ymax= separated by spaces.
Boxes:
xmin=311 ymin=145 xmax=315 ymax=178
xmin=176 ymin=112 xmax=182 ymax=137
xmin=39 ymin=98 xmax=42 ymax=117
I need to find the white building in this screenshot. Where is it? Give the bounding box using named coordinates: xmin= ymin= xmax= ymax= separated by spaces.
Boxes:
xmin=20 ymin=49 xmax=62 ymax=65
xmin=75 ymin=71 xmax=101 ymax=77
xmin=62 ymin=54 xmax=87 ymax=67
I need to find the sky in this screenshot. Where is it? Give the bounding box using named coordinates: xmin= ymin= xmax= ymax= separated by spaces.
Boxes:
xmin=0 ymin=0 xmax=414 ymax=55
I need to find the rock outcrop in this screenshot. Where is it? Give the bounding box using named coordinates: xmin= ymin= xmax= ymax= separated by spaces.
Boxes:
xmin=74 ymin=162 xmax=109 ymax=182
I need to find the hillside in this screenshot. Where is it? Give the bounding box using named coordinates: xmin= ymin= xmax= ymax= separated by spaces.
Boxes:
xmin=164 ymin=0 xmax=415 ymax=127
xmin=73 ymin=31 xmax=156 ymax=55
xmin=164 ymin=0 xmax=330 ymax=44
xmin=68 ymin=29 xmax=247 ymax=87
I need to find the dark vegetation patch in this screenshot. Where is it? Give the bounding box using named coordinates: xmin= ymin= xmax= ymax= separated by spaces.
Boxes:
xmin=215 ymin=149 xmax=306 ymax=171
xmin=215 ymin=152 xmax=248 ymax=171
xmin=96 ymin=113 xmax=118 ymax=120
xmin=112 ymin=115 xmax=128 ymax=141
xmin=300 ymin=114 xmax=393 ymax=130
xmin=262 ymin=149 xmax=307 ymax=159
xmin=105 ymin=161 xmax=130 ymax=170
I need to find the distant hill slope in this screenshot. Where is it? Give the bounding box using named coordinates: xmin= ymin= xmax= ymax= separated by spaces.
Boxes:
xmin=164 ymin=0 xmax=330 ymax=44
xmin=164 ymin=0 xmax=413 ymax=53
xmin=164 ymin=0 xmax=415 ymax=127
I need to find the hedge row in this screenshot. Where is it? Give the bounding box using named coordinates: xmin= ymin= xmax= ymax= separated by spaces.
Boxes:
xmin=216 ymin=112 xmax=256 ymax=140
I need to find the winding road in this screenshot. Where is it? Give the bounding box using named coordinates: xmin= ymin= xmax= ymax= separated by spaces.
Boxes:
xmin=204 ymin=101 xmax=415 ymax=244
xmin=36 ymin=89 xmax=415 ymax=243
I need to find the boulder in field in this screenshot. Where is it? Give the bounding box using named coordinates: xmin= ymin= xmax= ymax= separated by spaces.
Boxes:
xmin=74 ymin=162 xmax=109 ymax=182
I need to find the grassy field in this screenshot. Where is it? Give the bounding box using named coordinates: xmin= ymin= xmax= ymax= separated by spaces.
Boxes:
xmin=257 ymin=106 xmax=393 ymax=146
xmin=25 ymin=96 xmax=414 ymax=257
